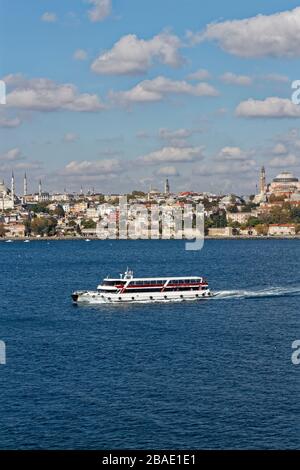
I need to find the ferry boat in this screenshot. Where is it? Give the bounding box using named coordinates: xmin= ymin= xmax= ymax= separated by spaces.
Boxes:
xmin=72 ymin=269 xmax=213 ymax=304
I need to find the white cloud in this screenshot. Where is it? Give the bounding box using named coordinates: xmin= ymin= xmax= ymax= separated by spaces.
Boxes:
xmin=262 ymin=74 xmax=289 ymax=83
xmin=220 ymin=72 xmax=252 ymax=86
xmin=63 ymin=159 xmax=121 ymax=175
xmin=188 ymin=7 xmax=300 ymax=58
xmin=272 ymin=143 xmax=288 ymax=155
xmin=271 ymin=129 xmax=300 ymax=158
xmin=196 ymin=159 xmax=256 ymax=176
xmin=14 ymin=161 xmax=42 ymax=171
xmin=87 ymin=0 xmax=111 ymax=22
xmin=111 ymin=76 xmax=218 ymax=105
xmin=236 ymin=97 xmax=300 ymax=118
xmin=187 ymin=69 xmax=211 ymax=81
xmin=91 ymin=32 xmax=183 ymax=75
xmin=158 ymin=128 xmax=198 ymax=148
xmin=217 ymin=146 xmax=250 ymax=161
xmin=41 ymin=12 xmax=57 ymax=23
xmin=156 ymin=166 xmax=179 ymax=176
xmin=63 ymin=133 xmax=79 ymax=142
xmin=2 ymin=73 xmax=26 ymax=88
xmin=269 ymin=154 xmax=298 ymax=168
xmin=73 ymin=49 xmax=88 ymax=61
xmin=0 ymin=147 xmax=23 ymax=161
xmin=139 ymin=146 xmax=205 ymax=164
xmin=4 ymin=74 xmax=105 ymax=112
xmin=0 ymin=116 xmax=22 ymax=128
xmin=159 ymin=128 xmax=193 ymax=140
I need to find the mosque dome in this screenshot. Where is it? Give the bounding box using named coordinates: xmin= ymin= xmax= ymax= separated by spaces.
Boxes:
xmin=273 ymin=171 xmax=299 ymax=183
xmin=0 ymin=181 xmax=9 ymax=195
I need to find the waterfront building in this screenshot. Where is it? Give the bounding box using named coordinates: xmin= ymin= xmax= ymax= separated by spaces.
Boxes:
xmin=268 ymin=224 xmax=296 ymax=236
xmin=219 ymin=194 xmax=243 ymax=209
xmin=35 ymin=192 xmax=50 ymax=202
xmin=227 ymin=211 xmax=258 ymax=224
xmin=147 ymin=186 xmax=161 ymax=201
xmin=70 ymin=201 xmax=89 ymax=214
xmin=3 ymin=222 xmax=26 ymax=238
xmin=51 ymin=193 xmax=75 ymax=202
xmin=208 ymin=227 xmax=233 ymax=237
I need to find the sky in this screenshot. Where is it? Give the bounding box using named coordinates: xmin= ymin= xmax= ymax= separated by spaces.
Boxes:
xmin=0 ymin=0 xmax=300 ymax=195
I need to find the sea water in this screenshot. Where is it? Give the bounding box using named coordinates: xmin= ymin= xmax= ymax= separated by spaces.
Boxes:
xmin=0 ymin=239 xmax=299 ymax=449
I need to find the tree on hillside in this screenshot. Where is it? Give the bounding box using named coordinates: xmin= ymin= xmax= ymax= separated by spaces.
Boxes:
xmin=53 ymin=205 xmax=65 ymax=217
xmin=0 ymin=224 xmax=7 ymax=237
xmin=31 ymin=217 xmax=57 ymax=236
xmin=81 ymin=219 xmax=97 ymax=229
xmin=255 ymin=224 xmax=269 ymax=236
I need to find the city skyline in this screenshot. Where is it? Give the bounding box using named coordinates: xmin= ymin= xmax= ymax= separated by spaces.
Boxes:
xmin=1 ymin=0 xmax=300 ymax=194
xmin=1 ymin=166 xmax=299 ymax=198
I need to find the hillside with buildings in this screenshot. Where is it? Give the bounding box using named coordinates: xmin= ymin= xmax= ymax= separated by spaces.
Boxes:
xmin=0 ymin=170 xmax=299 ymax=240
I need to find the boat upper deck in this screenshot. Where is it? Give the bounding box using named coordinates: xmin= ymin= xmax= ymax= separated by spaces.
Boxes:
xmin=99 ymin=270 xmax=208 ymax=291
xmin=103 ymin=276 xmax=203 ymax=282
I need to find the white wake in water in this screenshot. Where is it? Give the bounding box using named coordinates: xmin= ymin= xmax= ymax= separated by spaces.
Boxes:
xmin=213 ymin=286 xmax=300 ymax=300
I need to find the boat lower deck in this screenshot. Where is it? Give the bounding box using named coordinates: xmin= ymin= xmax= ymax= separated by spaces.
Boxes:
xmin=72 ymin=289 xmax=213 ymax=304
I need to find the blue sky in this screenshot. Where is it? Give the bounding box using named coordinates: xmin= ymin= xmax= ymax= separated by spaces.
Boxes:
xmin=0 ymin=0 xmax=300 ymax=194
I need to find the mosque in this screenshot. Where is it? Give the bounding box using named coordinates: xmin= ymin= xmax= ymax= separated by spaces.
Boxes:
xmin=0 ymin=173 xmax=17 ymax=210
xmin=254 ymin=167 xmax=300 ymax=202
xmin=0 ymin=172 xmax=40 ymax=209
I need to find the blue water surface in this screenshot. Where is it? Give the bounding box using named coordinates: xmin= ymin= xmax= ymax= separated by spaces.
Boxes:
xmin=0 ymin=239 xmax=299 ymax=449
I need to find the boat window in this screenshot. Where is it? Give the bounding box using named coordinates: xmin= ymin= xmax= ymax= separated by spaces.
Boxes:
xmin=103 ymin=280 xmax=120 ymax=286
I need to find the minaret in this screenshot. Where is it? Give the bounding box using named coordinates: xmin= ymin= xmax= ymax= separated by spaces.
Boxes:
xmin=164 ymin=178 xmax=170 ymax=194
xmin=38 ymin=179 xmax=42 ymax=199
xmin=260 ymin=166 xmax=266 ymax=193
xmin=24 ymin=173 xmax=28 ymax=197
xmin=11 ymin=171 xmax=15 ymax=207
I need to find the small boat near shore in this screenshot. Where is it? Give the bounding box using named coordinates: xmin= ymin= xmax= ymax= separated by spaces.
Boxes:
xmin=72 ymin=269 xmax=213 ymax=304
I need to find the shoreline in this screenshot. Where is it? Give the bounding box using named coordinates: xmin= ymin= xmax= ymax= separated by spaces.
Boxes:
xmin=0 ymin=236 xmax=299 ymax=242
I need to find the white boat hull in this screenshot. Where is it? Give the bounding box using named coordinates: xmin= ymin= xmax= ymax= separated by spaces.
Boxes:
xmin=72 ymin=289 xmax=213 ymax=304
